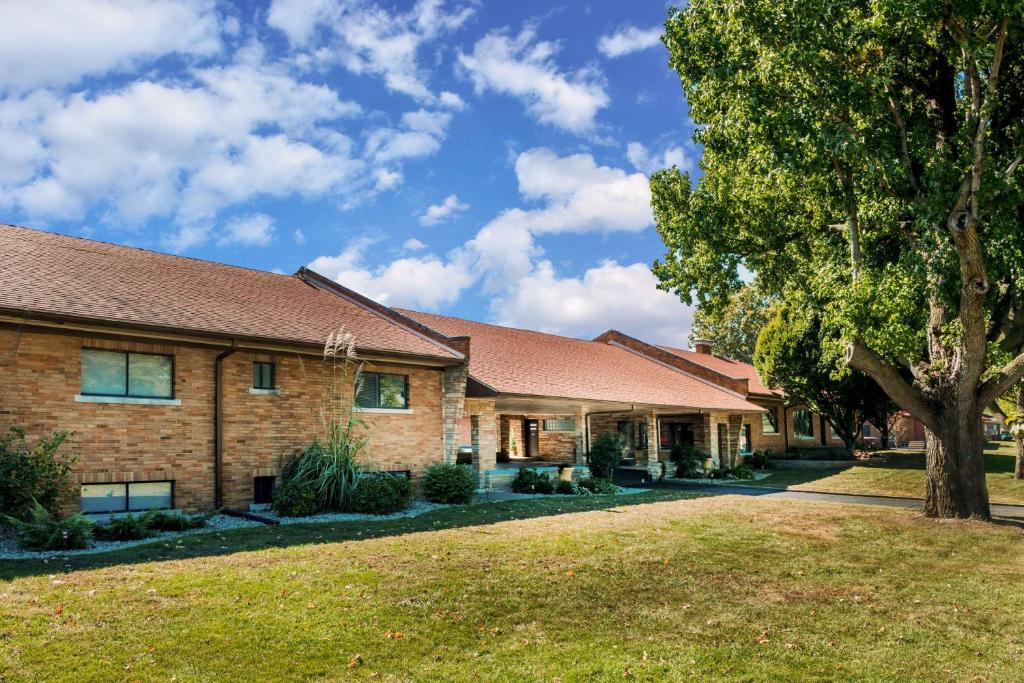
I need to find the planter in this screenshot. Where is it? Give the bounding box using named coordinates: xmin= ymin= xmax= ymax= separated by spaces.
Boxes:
xmin=559 ymin=467 xmax=574 ymax=482
xmin=703 ymin=457 xmax=715 ymax=470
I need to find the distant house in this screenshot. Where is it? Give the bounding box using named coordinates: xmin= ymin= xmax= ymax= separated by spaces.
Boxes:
xmin=398 ymin=312 xmax=765 ymax=482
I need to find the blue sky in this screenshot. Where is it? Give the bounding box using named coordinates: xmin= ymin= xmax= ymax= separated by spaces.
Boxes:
xmin=0 ymin=0 xmax=700 ymax=344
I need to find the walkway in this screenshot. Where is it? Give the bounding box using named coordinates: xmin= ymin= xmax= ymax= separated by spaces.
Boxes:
xmin=647 ymin=480 xmax=1024 ymax=521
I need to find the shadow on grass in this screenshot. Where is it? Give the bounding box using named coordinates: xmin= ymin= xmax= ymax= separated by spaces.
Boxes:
xmin=0 ymin=489 xmax=696 ymax=581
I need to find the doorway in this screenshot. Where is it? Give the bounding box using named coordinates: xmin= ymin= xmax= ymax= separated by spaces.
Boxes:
xmin=523 ymin=419 xmax=540 ymax=458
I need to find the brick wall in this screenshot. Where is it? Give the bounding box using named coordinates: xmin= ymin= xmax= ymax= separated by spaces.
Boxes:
xmin=499 ymin=414 xmax=575 ymax=461
xmin=0 ymin=328 xmax=450 ymax=512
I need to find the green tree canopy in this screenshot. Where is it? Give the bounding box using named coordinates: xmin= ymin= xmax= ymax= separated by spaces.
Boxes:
xmin=691 ymin=283 xmax=773 ymax=364
xmin=653 ymin=0 xmax=1024 ymax=519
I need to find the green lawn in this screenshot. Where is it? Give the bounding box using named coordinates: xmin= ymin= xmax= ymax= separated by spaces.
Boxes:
xmin=3 ymin=493 xmax=1024 ymax=681
xmin=749 ymin=442 xmax=1024 ymax=504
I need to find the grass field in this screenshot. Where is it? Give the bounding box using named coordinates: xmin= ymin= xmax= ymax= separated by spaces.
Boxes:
xmin=750 ymin=442 xmax=1024 ymax=504
xmin=3 ymin=492 xmax=1024 ymax=681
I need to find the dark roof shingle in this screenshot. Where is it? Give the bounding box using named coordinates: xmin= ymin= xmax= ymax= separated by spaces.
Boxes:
xmin=0 ymin=224 xmax=461 ymax=361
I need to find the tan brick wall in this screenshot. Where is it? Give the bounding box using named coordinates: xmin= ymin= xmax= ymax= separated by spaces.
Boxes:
xmin=498 ymin=414 xmax=575 ymax=461
xmin=0 ymin=328 xmax=450 ymax=512
xmin=744 ymin=400 xmax=787 ymax=453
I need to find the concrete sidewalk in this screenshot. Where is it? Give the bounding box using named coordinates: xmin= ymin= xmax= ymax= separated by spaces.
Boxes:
xmin=647 ymin=479 xmax=1024 ymax=521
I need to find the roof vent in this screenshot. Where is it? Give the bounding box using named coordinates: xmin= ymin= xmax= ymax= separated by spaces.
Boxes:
xmin=692 ymin=339 xmax=713 ymax=355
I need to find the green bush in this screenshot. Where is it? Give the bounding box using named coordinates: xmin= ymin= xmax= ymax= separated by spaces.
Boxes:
xmin=670 ymin=442 xmax=708 ymax=478
xmin=4 ymin=501 xmax=93 ymax=551
xmin=578 ymin=477 xmax=620 ymax=494
xmin=510 ymin=469 xmax=555 ymax=494
xmin=587 ymin=432 xmax=625 ymax=479
xmin=281 ymin=437 xmax=363 ymax=512
xmin=0 ymin=427 xmax=75 ymax=521
xmin=351 ymin=473 xmax=413 ymax=515
xmin=147 ymin=511 xmax=209 ymax=532
xmin=555 ymin=479 xmax=576 ymax=495
xmin=708 ymin=466 xmax=756 ymax=481
xmin=744 ymin=450 xmax=774 ymax=470
xmin=421 ymin=463 xmax=475 ymax=504
xmin=272 ymin=480 xmax=318 ymax=517
xmin=94 ymin=511 xmax=156 ymax=541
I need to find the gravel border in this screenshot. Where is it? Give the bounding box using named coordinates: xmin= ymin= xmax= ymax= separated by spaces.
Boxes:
xmin=260 ymin=498 xmax=449 ymax=524
xmin=0 ymin=513 xmax=263 ymax=561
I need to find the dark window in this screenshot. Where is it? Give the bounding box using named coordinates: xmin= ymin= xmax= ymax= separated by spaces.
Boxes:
xmin=794 ymin=410 xmax=814 ymax=439
xmin=638 ymin=422 xmax=648 ymax=449
xmin=617 ymin=420 xmax=633 ymax=447
xmin=761 ymin=407 xmax=779 ymax=434
xmin=253 ymin=476 xmax=276 ymax=504
xmin=863 ymin=423 xmax=872 ymax=438
xmin=741 ymin=424 xmax=752 ymax=454
xmin=356 ymin=372 xmax=409 ymax=409
xmin=81 ymin=349 xmax=173 ymax=398
xmin=253 ymin=362 xmax=275 ymax=389
xmin=80 ymin=481 xmax=173 ymax=513
xmin=542 ymin=418 xmax=575 ymax=432
xmin=718 ymin=423 xmax=729 ymax=456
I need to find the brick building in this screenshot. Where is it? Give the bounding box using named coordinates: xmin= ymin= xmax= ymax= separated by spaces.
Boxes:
xmin=0 ymin=224 xmax=469 ymax=513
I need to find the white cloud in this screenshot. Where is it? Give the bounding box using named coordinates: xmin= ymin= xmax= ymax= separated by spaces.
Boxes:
xmin=0 ymin=46 xmax=375 ymax=248
xmin=419 ymin=194 xmax=469 ymax=225
xmin=597 ymin=25 xmax=663 ymax=59
xmin=217 ymin=213 xmax=275 ymax=247
xmin=268 ymin=0 xmax=473 ymax=103
xmin=0 ymin=0 xmax=222 ymax=92
xmin=626 ymin=141 xmax=695 ymax=176
xmin=457 ymin=26 xmax=609 ymax=134
xmin=309 ymin=238 xmax=475 ymax=310
xmin=293 ymin=228 xmax=307 ymax=244
xmin=364 ymin=109 xmax=452 ymax=163
xmin=438 ymin=91 xmax=466 ymax=110
xmin=403 ymin=237 xmax=427 ymax=251
xmin=492 ymin=260 xmax=694 ymax=343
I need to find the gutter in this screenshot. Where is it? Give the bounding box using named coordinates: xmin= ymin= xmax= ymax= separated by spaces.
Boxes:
xmin=214 ymin=341 xmax=238 ymax=509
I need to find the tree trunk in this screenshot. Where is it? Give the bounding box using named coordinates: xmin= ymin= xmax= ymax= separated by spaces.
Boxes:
xmin=1015 ymin=435 xmax=1024 ymax=480
xmin=924 ymin=413 xmax=990 ymax=520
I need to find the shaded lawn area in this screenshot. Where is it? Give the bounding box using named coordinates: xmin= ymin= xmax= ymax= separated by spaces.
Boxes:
xmin=3 ymin=495 xmax=1024 ymax=682
xmin=750 ymin=442 xmax=1024 ymax=504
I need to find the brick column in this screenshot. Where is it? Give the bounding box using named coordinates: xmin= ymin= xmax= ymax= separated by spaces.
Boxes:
xmin=727 ymin=414 xmax=743 ymax=468
xmin=574 ymin=404 xmax=588 ymax=465
xmin=646 ymin=410 xmax=662 ymax=479
xmin=466 ymin=398 xmax=497 ymax=487
xmin=441 ymin=362 xmax=469 ymax=465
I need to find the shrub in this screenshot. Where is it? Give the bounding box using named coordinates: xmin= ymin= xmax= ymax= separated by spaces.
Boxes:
xmin=708 ymin=465 xmax=756 ymax=481
xmin=578 ymin=477 xmax=620 ymax=494
xmin=272 ymin=480 xmax=318 ymax=517
xmin=421 ymin=462 xmax=475 ymax=504
xmin=744 ymin=450 xmax=774 ymax=470
xmin=510 ymin=469 xmax=554 ymax=494
xmin=94 ymin=511 xmax=157 ymax=541
xmin=0 ymin=427 xmax=75 ymax=521
xmin=555 ymin=479 xmax=576 ymax=495
xmin=671 ymin=442 xmax=708 ymax=478
xmin=587 ymin=432 xmax=625 ymax=479
xmin=282 ymin=438 xmax=363 ymax=513
xmin=351 ymin=473 xmax=413 ymax=515
xmin=147 ymin=511 xmax=209 ymax=532
xmin=4 ymin=501 xmax=93 ymax=551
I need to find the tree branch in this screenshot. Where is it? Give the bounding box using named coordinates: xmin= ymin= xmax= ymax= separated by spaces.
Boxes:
xmin=978 ymin=351 xmax=1024 ymax=410
xmin=885 ymin=85 xmax=921 ymax=194
xmin=846 ymin=340 xmax=938 ymax=432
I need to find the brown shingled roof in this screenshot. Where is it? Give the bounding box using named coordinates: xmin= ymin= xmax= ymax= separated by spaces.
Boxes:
xmin=398 ymin=310 xmax=765 ymax=412
xmin=658 ymin=345 xmax=781 ymax=398
xmin=0 ymin=224 xmax=461 ymax=361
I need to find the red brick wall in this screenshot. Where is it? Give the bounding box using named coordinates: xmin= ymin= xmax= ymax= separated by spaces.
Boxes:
xmin=0 ymin=328 xmax=448 ymax=512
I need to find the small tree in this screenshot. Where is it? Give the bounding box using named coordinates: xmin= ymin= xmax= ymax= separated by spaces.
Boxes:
xmin=997 ymin=386 xmax=1024 ymax=480
xmin=0 ymin=427 xmax=75 ymax=521
xmin=587 ymin=432 xmax=625 ymax=479
xmin=755 ymin=303 xmax=894 ymax=452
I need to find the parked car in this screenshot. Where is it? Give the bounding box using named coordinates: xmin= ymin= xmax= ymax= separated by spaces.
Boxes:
xmin=1001 ymin=432 xmax=1015 ymax=441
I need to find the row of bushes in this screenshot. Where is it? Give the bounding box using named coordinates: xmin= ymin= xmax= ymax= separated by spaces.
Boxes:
xmin=510 ymin=469 xmax=621 ymax=496
xmin=4 ymin=502 xmax=210 ymax=551
xmin=272 ymin=461 xmax=477 ymax=517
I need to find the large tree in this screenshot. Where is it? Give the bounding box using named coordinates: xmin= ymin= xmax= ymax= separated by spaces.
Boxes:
xmin=652 ymin=1 xmax=1024 ymax=519
xmin=755 ymin=300 xmax=898 ymax=452
xmin=691 ymin=283 xmax=773 ymax=363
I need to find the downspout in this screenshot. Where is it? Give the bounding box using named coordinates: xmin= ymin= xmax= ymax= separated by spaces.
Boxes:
xmin=214 ymin=341 xmax=238 ymax=509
